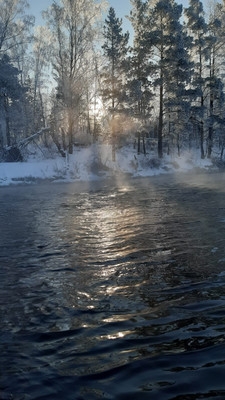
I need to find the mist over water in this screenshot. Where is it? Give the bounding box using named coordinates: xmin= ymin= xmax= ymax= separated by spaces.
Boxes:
xmin=1 ymin=172 xmax=225 ymax=399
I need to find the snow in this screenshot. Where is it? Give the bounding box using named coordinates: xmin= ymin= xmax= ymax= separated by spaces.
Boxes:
xmin=0 ymin=143 xmax=214 ymax=186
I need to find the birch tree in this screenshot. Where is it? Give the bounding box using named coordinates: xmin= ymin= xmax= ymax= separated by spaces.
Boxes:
xmin=0 ymin=0 xmax=33 ymax=56
xmin=44 ymin=0 xmax=107 ymax=154
xmin=30 ymin=26 xmax=53 ymax=132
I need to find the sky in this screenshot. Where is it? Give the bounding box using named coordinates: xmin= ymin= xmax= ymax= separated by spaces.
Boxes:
xmin=29 ymin=0 xmax=196 ymax=27
xmin=27 ymin=0 xmax=204 ymax=45
xmin=27 ymin=0 xmax=209 ymax=46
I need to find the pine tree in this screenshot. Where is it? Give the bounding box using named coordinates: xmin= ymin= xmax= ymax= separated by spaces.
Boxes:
xmin=144 ymin=0 xmax=189 ymax=158
xmin=164 ymin=14 xmax=193 ymax=156
xmin=0 ymin=55 xmax=25 ymax=147
xmin=184 ymin=0 xmax=208 ymax=159
xmin=128 ymin=0 xmax=153 ymax=125
xmin=205 ymin=2 xmax=225 ymax=158
xmin=101 ymin=7 xmax=129 ymax=160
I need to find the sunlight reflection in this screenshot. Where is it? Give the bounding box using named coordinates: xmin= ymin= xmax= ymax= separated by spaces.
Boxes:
xmin=77 ymin=291 xmax=91 ymax=298
xmin=54 ymin=179 xmax=172 ymax=324
xmin=106 ymin=283 xmax=142 ymax=295
xmin=100 ymin=331 xmax=131 ymax=340
xmin=91 ymin=206 xmax=141 ymax=263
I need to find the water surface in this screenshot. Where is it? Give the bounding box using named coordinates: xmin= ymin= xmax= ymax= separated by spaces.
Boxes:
xmin=1 ymin=172 xmax=225 ymax=399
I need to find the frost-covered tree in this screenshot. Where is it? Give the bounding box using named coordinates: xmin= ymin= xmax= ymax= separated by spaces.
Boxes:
xmin=44 ymin=0 xmax=107 ymax=154
xmin=102 ymin=7 xmax=129 ymax=111
xmin=128 ymin=0 xmax=153 ymax=125
xmin=0 ymin=54 xmax=25 ymax=147
xmin=30 ymin=26 xmax=53 ymax=132
xmin=0 ymin=0 xmax=34 ymax=56
xmin=144 ymin=0 xmax=189 ymax=158
xmin=204 ymin=2 xmax=225 ymax=158
xmin=0 ymin=0 xmax=35 ymax=147
xmin=184 ymin=0 xmax=208 ymax=158
xmin=101 ymin=7 xmax=129 ymax=160
xmin=164 ymin=19 xmax=193 ymax=156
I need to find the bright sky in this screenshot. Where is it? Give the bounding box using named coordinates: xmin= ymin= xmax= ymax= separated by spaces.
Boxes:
xmin=109 ymin=0 xmax=190 ymax=17
xmin=28 ymin=0 xmax=208 ymax=28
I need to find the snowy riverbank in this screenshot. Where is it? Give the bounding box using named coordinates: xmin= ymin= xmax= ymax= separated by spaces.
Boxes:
xmin=0 ymin=144 xmax=214 ymax=186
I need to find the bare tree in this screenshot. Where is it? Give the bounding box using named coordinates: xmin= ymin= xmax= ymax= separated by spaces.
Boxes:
xmin=44 ymin=0 xmax=107 ymax=154
xmin=0 ymin=0 xmax=34 ymax=56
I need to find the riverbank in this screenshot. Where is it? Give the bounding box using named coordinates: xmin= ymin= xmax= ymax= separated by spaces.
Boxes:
xmin=0 ymin=144 xmax=214 ymax=186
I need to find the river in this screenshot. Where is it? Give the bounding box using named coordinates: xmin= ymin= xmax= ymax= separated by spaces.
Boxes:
xmin=1 ymin=172 xmax=225 ymax=399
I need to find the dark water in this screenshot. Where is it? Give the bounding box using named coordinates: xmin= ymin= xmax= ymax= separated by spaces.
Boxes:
xmin=1 ymin=172 xmax=225 ymax=399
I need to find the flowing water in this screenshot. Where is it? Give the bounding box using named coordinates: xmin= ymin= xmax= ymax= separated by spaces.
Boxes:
xmin=1 ymin=172 xmax=225 ymax=399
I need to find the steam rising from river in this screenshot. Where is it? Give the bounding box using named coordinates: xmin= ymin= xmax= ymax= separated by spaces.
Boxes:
xmin=0 ymin=141 xmax=213 ymax=186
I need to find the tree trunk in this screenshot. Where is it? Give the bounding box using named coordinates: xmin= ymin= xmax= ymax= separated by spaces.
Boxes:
xmin=177 ymin=133 xmax=181 ymax=157
xmin=68 ymin=133 xmax=73 ymax=154
xmin=4 ymin=97 xmax=10 ymax=147
xmin=207 ymin=50 xmax=215 ymax=159
xmin=207 ymin=125 xmax=213 ymax=159
xmin=137 ymin=131 xmax=141 ymax=155
xmin=51 ymin=134 xmax=66 ymax=157
xmin=142 ymin=134 xmax=146 ymax=155
xmin=68 ymin=113 xmax=74 ymax=154
xmin=112 ymin=132 xmax=116 ymax=161
xmin=199 ymin=120 xmax=205 ymax=159
xmin=158 ymin=83 xmax=163 ymax=158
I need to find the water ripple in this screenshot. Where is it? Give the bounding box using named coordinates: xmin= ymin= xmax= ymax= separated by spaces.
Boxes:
xmin=1 ymin=176 xmax=225 ymax=398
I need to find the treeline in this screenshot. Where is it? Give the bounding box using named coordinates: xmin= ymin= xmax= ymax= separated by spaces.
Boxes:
xmin=1 ymin=0 xmax=225 ymax=161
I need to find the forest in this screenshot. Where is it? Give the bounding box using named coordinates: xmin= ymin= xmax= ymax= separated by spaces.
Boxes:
xmin=1 ymin=0 xmax=225 ymax=164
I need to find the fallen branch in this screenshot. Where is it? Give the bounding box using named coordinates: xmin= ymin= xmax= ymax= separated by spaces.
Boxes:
xmin=18 ymin=127 xmax=50 ymax=148
xmin=1 ymin=128 xmax=51 ymax=162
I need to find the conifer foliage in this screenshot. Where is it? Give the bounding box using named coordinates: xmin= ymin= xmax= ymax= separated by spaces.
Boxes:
xmin=142 ymin=0 xmax=191 ymax=157
xmin=101 ymin=7 xmax=129 ymax=159
xmin=102 ymin=7 xmax=129 ymax=110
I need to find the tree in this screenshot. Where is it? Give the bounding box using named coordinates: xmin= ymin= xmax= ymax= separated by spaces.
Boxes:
xmin=0 ymin=0 xmax=34 ymax=56
xmin=144 ymin=0 xmax=190 ymax=158
xmin=0 ymin=0 xmax=35 ymax=147
xmin=101 ymin=7 xmax=129 ymax=160
xmin=204 ymin=2 xmax=225 ymax=158
xmin=163 ymin=17 xmax=193 ymax=156
xmin=44 ymin=0 xmax=106 ymax=154
xmin=184 ymin=0 xmax=208 ymax=159
xmin=0 ymin=54 xmax=25 ymax=147
xmin=128 ymin=0 xmax=153 ymax=125
xmin=30 ymin=26 xmax=53 ymax=132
